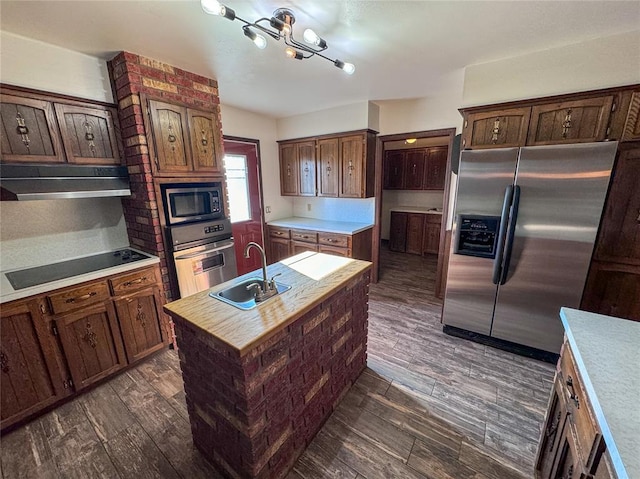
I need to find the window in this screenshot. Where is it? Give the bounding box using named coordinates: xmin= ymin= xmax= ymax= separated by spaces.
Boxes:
xmin=223 ymin=154 xmax=251 ymax=223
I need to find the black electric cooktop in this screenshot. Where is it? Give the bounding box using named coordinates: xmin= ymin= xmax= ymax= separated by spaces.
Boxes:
xmin=6 ymin=249 xmax=149 ymax=290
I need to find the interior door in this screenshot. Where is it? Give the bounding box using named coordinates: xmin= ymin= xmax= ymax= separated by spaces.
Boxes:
xmin=224 ymin=138 xmax=265 ymax=276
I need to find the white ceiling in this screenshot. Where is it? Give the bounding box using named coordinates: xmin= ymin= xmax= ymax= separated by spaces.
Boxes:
xmin=1 ymin=1 xmax=639 ymax=118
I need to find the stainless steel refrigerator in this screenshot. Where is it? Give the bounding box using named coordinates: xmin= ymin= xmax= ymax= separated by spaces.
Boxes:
xmin=442 ymin=142 xmax=618 ymax=355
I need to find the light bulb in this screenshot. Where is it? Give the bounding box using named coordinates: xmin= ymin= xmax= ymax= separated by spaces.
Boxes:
xmin=303 ymin=28 xmax=319 ymax=44
xmin=285 ymin=47 xmax=303 ymax=60
xmin=282 ymin=24 xmax=292 ymax=37
xmin=200 ymin=0 xmax=223 ymax=15
xmin=253 ymin=34 xmax=267 ymax=50
xmin=334 ymin=60 xmax=356 ymax=75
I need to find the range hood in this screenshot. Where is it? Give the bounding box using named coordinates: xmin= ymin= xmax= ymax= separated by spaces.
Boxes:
xmin=0 ymin=164 xmax=131 ymax=201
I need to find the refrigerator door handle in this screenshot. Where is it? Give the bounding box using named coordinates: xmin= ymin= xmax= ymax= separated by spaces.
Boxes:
xmin=500 ymin=185 xmax=521 ymax=285
xmin=492 ymin=185 xmax=514 ymax=285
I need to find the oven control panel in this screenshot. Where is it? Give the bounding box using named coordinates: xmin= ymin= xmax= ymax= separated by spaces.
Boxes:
xmin=204 ymin=224 xmax=225 ymax=234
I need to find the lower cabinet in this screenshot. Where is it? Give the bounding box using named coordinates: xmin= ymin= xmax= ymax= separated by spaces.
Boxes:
xmin=389 ymin=211 xmax=442 ymax=256
xmin=267 ymin=225 xmax=372 ymax=264
xmin=535 ymin=344 xmax=606 ymax=479
xmin=0 ymin=264 xmax=170 ymax=432
xmin=0 ymin=300 xmax=68 ymax=431
xmin=55 ymin=301 xmax=127 ymax=391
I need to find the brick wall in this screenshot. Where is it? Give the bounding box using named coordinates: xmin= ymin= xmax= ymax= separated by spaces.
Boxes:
xmin=172 ymin=271 xmax=370 ymax=479
xmin=107 ymin=51 xmax=222 ymax=303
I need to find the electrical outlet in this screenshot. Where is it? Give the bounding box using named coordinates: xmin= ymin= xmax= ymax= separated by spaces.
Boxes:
xmin=307 ymin=203 xmax=311 ymax=211
xmin=265 ymin=206 xmax=271 ymax=214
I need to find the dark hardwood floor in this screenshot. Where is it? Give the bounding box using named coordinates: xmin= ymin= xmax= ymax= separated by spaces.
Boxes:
xmin=1 ymin=247 xmax=555 ymax=478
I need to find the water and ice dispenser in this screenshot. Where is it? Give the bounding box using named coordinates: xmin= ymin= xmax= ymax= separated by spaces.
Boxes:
xmin=454 ymin=215 xmax=501 ymax=259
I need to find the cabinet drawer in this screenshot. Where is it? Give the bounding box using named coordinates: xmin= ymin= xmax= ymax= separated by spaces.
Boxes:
xmin=291 ymin=229 xmax=318 ymax=243
xmin=269 ymin=226 xmax=291 ymax=240
xmin=48 ymin=281 xmax=110 ymax=315
xmin=318 ymin=245 xmax=351 ymax=258
xmin=110 ymin=267 xmax=157 ymax=296
xmin=559 ymin=347 xmax=599 ymax=464
xmin=318 ymin=232 xmax=350 ymax=248
xmin=424 ymin=214 xmax=442 ymax=224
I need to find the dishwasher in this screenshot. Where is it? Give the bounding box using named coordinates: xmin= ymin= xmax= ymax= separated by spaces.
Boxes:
xmin=170 ymin=218 xmax=238 ymax=298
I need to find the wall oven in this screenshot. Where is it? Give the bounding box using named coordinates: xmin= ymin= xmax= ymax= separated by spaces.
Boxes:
xmin=162 ymin=182 xmax=224 ymax=226
xmin=169 ymin=218 xmax=237 ymax=298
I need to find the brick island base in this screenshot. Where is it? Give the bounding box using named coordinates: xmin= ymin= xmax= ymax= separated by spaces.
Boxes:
xmin=173 ymin=270 xmax=370 ymax=479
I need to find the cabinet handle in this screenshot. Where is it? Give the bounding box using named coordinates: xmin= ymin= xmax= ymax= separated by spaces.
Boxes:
xmin=123 ymin=277 xmax=147 ymax=287
xmin=0 ymin=351 xmax=9 ymax=373
xmin=136 ymin=303 xmax=146 ymax=327
xmin=545 ymin=410 xmax=562 ymax=451
xmin=82 ymin=321 xmax=98 ymax=348
xmin=491 ymin=118 xmax=501 ymax=143
xmin=565 ymin=376 xmax=580 ymax=409
xmin=15 ymin=112 xmax=31 ymax=150
xmin=327 ymin=166 xmax=331 ymax=175
xmin=561 ymin=110 xmax=573 ymax=138
xmin=274 ymin=231 xmax=283 ymax=236
xmin=328 ymin=239 xmax=337 ymax=243
xmin=65 ymin=291 xmax=97 ymax=304
xmin=412 ymin=164 xmax=417 ymax=175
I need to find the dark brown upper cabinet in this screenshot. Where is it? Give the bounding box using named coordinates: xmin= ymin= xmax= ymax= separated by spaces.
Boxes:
xmin=383 ymin=147 xmax=447 ymax=191
xmin=54 ymin=104 xmax=120 ymax=165
xmin=317 ymin=138 xmax=339 ymax=197
xmin=461 ymin=107 xmax=531 ymax=150
xmin=0 ymin=87 xmax=121 ymax=166
xmin=146 ymin=98 xmax=223 ymax=175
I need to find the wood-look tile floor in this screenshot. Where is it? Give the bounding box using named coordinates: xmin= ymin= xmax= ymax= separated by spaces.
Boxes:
xmin=1 ymin=246 xmax=555 ymax=479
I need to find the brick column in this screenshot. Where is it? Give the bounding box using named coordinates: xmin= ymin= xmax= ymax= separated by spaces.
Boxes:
xmin=107 ymin=51 xmax=222 ymax=303
xmin=172 ymin=271 xmax=370 ymax=479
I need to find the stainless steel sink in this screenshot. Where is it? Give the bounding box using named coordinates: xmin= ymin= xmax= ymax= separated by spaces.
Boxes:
xmin=209 ymin=277 xmax=291 ymax=310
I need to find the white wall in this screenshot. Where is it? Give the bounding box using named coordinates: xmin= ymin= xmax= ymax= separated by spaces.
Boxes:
xmin=219 ymin=104 xmax=292 ymax=223
xmin=277 ymin=102 xmax=373 ymax=140
xmin=292 ymin=197 xmax=375 ymax=224
xmin=0 ymin=31 xmax=113 ymax=103
xmin=463 ymin=30 xmax=640 ymax=106
xmin=0 ymin=32 xmax=129 ymax=271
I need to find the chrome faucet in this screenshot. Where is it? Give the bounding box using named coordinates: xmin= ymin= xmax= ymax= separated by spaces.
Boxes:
xmin=243 ymin=242 xmax=280 ymax=302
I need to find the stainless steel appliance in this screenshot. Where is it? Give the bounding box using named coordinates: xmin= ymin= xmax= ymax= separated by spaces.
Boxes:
xmin=442 ymin=142 xmax=618 ymax=356
xmin=161 ymin=182 xmax=224 ymax=225
xmin=170 ymin=218 xmax=237 ymax=298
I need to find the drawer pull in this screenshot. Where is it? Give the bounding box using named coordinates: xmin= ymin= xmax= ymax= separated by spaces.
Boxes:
xmin=566 ymin=376 xmax=580 ymax=409
xmin=275 ymin=232 xmax=283 ymax=236
xmin=65 ymin=291 xmax=97 ymax=304
xmin=327 ymin=239 xmax=337 ymax=243
xmin=123 ymin=277 xmax=147 ymax=287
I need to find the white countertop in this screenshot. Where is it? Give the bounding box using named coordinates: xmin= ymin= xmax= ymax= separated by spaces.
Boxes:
xmin=389 ymin=207 xmax=443 ymax=215
xmin=560 ymin=308 xmax=639 ymax=479
xmin=0 ymin=248 xmax=160 ymax=304
xmin=267 ymin=217 xmax=374 ymax=235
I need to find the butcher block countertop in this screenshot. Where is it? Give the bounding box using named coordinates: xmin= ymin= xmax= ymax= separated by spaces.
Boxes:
xmin=560 ymin=308 xmax=640 ymax=479
xmin=267 ymin=217 xmax=374 ymax=235
xmin=163 ymin=252 xmax=372 ymax=356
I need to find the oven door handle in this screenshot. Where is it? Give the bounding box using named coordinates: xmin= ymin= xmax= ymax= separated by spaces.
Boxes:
xmin=174 ymin=242 xmax=234 ymax=261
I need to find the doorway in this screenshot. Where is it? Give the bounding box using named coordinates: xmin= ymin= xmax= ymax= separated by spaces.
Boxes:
xmin=373 ymin=128 xmax=457 ymax=299
xmin=223 ymin=137 xmax=265 ymax=276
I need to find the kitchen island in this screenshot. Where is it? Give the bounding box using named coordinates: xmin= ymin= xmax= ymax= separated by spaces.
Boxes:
xmin=163 ymin=252 xmax=371 ymax=479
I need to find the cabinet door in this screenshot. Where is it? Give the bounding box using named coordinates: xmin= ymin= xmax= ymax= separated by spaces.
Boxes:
xmin=383 ymin=150 xmax=405 ymax=189
xmin=0 ymin=94 xmax=65 ymax=163
xmin=55 ymin=302 xmax=127 ymax=391
xmin=279 ymin=143 xmax=299 ymax=196
xmin=581 ymin=261 xmax=640 ymax=322
xmin=269 ymin=237 xmax=291 ymax=263
xmin=593 ymin=143 xmax=640 ymax=265
xmin=405 ymin=150 xmax=426 ymax=190
xmin=54 ymin=104 xmax=120 ymax=165
xmin=148 ymin=99 xmax=191 ymax=173
xmin=527 ymin=97 xmax=614 ymax=145
xmin=317 ymin=138 xmax=339 ymax=197
xmin=536 ymin=381 xmax=569 ymax=479
xmin=1 ymin=299 xmax=67 ymax=430
xmin=339 ymin=135 xmax=365 ymax=198
xmin=461 ymin=107 xmax=531 ymax=149
xmin=114 ymin=287 xmax=166 ymax=363
xmin=622 ymin=91 xmax=640 ymax=141
xmin=298 ymin=141 xmax=316 ymax=196
xmin=422 ymin=220 xmax=441 ymax=255
xmin=424 ymin=147 xmax=448 ymax=190
xmin=551 ymin=422 xmax=587 ymax=479
xmin=187 ymin=107 xmax=222 ymax=173
xmin=389 ymin=212 xmax=408 ymax=252
xmin=406 ymin=214 xmax=425 ymax=255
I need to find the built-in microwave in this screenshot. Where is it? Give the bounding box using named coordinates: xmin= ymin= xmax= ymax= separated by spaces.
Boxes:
xmin=162 ymin=182 xmax=224 ymax=225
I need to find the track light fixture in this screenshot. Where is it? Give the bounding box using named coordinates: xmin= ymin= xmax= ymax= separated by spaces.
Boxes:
xmin=201 ymin=0 xmax=356 ymax=75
